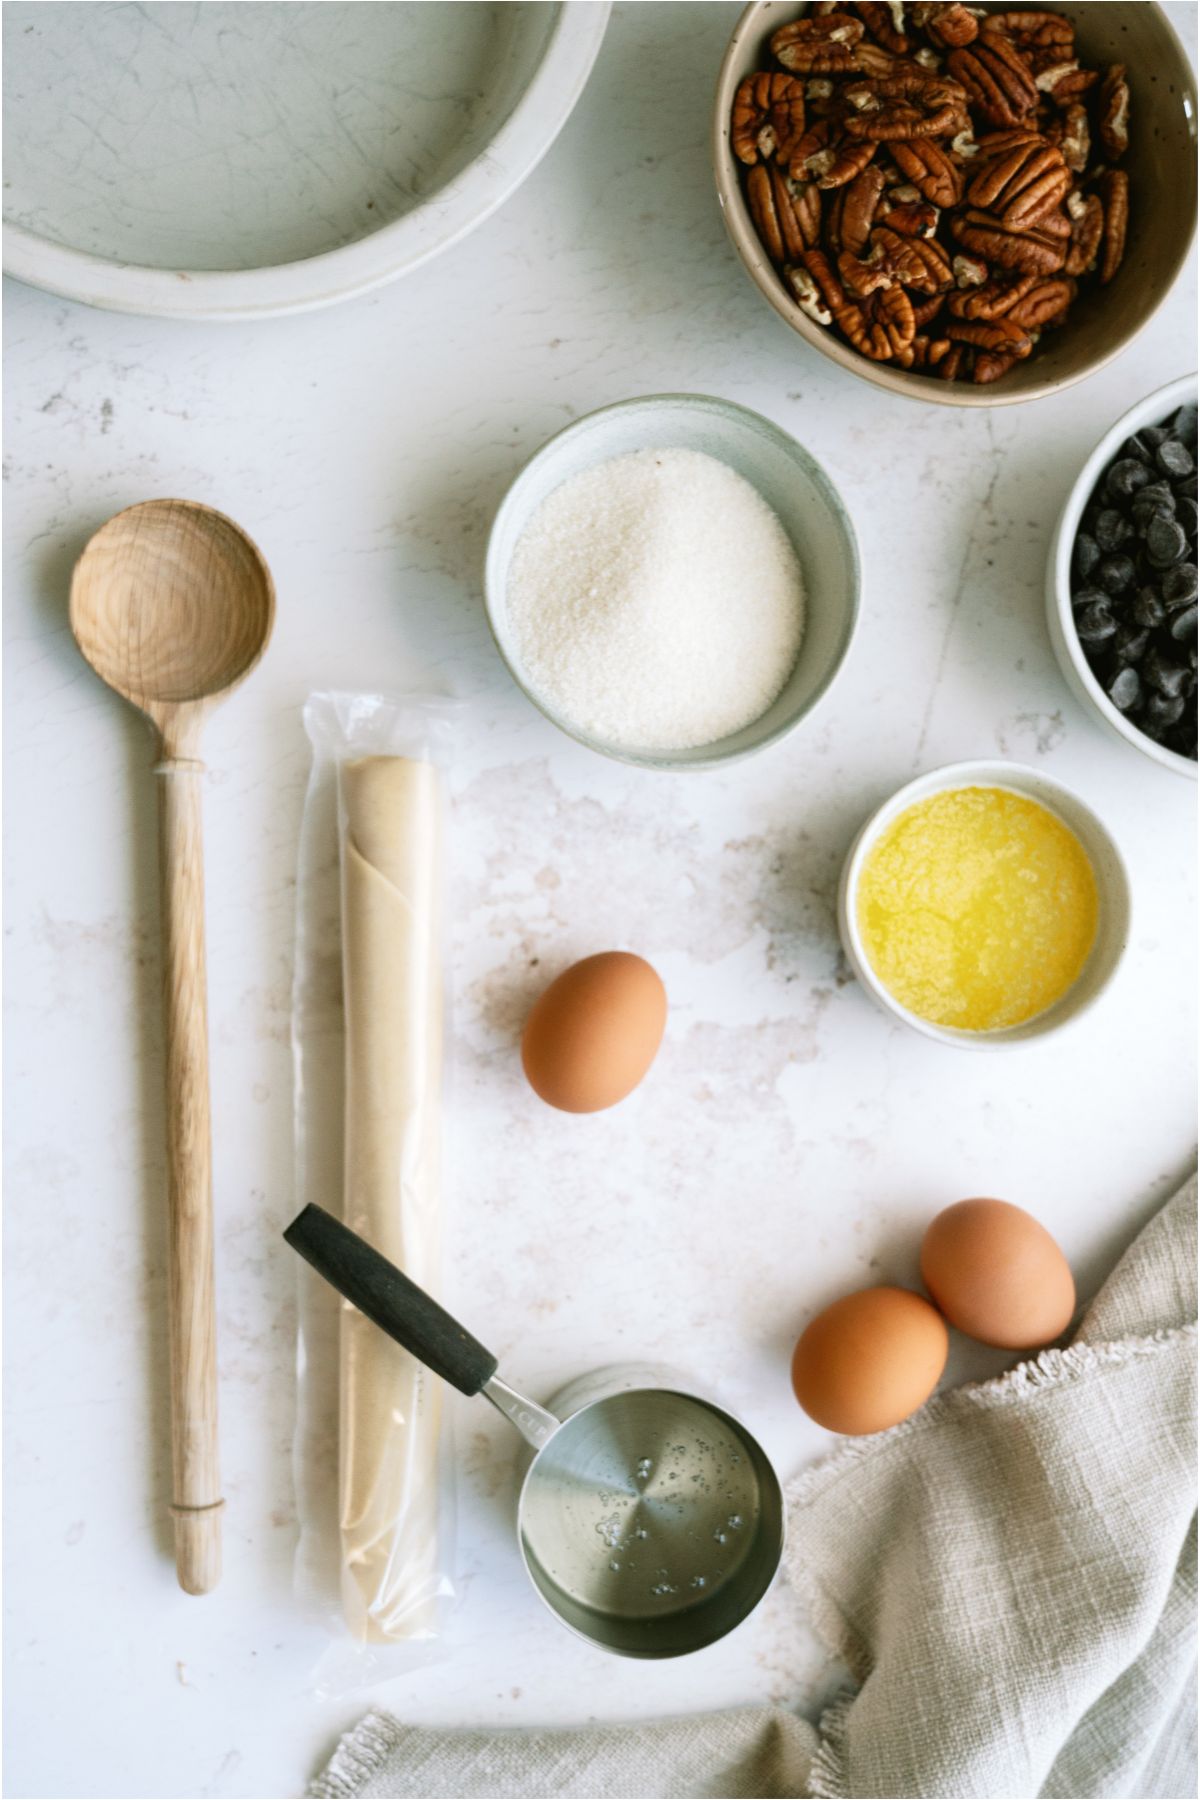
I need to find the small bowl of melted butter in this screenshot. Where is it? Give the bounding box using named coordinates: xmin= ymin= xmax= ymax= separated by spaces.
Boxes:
xmin=838 ymin=761 xmax=1131 ymax=1049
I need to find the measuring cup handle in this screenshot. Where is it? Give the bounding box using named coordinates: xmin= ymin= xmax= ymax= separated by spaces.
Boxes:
xmin=284 ymin=1204 xmax=499 ymax=1396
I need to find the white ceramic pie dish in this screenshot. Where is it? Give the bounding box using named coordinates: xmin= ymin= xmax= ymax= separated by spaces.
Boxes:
xmin=2 ymin=1 xmax=609 ymax=321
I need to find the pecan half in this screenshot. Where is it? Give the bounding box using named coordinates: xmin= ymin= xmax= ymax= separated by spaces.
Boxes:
xmin=792 ymin=176 xmax=826 ymax=248
xmin=1046 ymin=101 xmax=1089 ymax=173
xmin=945 ymin=315 xmax=1034 ymax=357
xmin=973 ymin=348 xmax=1021 ymax=383
xmin=826 ymin=162 xmax=888 ymax=252
xmin=911 ymin=290 xmax=948 ymax=327
xmin=1006 ymin=275 xmax=1075 ymax=328
xmin=986 ymin=11 xmax=1074 ymax=54
xmin=970 ymin=124 xmax=1043 ymax=152
xmin=837 ymin=243 xmax=898 ymax=295
xmin=853 ymin=41 xmax=944 ymax=78
xmin=952 ymin=251 xmax=990 ymax=286
xmin=1044 ymin=65 xmax=1098 ymax=104
xmin=877 ymin=192 xmax=940 ymax=236
xmin=1063 ymin=190 xmax=1102 ymax=276
xmin=1096 ymin=167 xmax=1129 ymax=285
xmin=950 ymin=206 xmax=1067 ymax=273
xmin=945 ymin=270 xmax=1039 ymax=318
xmin=948 ymin=33 xmax=1038 ymax=128
xmin=895 ymin=330 xmax=953 ymax=368
xmin=871 ymin=222 xmax=954 ymax=291
xmin=850 ymin=1 xmax=912 ymax=55
xmin=771 ymin=13 xmax=865 ymax=74
xmin=805 ymin=76 xmax=843 ymax=117
xmin=1031 ymin=54 xmax=1083 ymax=97
xmin=890 ymin=136 xmax=963 ymax=205
xmin=784 ymin=262 xmax=834 ymax=324
xmin=936 ymin=342 xmax=970 ymax=379
xmin=731 ymin=72 xmax=807 ymax=165
xmin=921 ymin=3 xmax=978 ymax=49
xmin=842 ymin=72 xmax=967 ymax=139
xmin=843 ymin=282 xmax=918 ymax=356
xmin=790 ymin=120 xmax=878 ymax=187
xmin=1097 ymin=64 xmax=1131 ymax=161
xmin=748 ymin=163 xmax=814 ymax=262
xmin=850 ymin=41 xmax=891 ymax=75
xmin=967 ymin=134 xmax=1070 ymax=228
xmin=803 ymin=246 xmax=916 ymax=356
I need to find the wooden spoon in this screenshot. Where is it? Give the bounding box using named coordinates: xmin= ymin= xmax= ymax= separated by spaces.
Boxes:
xmin=70 ymin=499 xmax=275 ymax=1595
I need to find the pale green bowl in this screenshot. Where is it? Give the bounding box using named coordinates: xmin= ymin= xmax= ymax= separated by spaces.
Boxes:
xmin=483 ymin=392 xmax=861 ymax=770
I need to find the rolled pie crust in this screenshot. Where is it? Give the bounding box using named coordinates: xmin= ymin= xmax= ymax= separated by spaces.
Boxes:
xmin=338 ymin=755 xmax=443 ymax=1642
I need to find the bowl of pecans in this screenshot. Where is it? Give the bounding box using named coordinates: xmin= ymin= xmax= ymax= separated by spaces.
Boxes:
xmin=713 ymin=3 xmax=1196 ymax=403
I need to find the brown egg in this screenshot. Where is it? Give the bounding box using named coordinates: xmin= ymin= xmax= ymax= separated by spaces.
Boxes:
xmin=791 ymin=1286 xmax=949 ymax=1436
xmin=520 ymin=951 xmax=667 ymax=1113
xmin=920 ymin=1198 xmax=1076 ymax=1349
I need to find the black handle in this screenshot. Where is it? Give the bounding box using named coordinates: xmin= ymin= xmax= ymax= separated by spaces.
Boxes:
xmin=283 ymin=1204 xmax=499 ymax=1397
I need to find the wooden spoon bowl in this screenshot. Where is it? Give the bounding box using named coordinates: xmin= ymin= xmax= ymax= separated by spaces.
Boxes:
xmin=71 ymin=498 xmax=274 ymax=729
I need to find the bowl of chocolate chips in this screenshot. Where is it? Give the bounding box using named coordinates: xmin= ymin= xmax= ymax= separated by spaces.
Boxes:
xmin=713 ymin=3 xmax=1196 ymax=403
xmin=1048 ymin=375 xmax=1197 ymax=776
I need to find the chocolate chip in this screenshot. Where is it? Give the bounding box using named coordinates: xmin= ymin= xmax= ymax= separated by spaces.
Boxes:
xmin=1144 ymin=690 xmax=1186 ymax=730
xmin=1095 ymin=553 xmax=1136 ymax=595
xmin=1177 ymin=497 xmax=1198 ymax=541
xmin=1156 ymin=438 xmax=1194 ymax=480
xmin=1170 ymin=404 xmax=1198 ymax=447
xmin=1075 ymin=600 xmax=1117 ymax=643
xmin=1112 ymin=623 xmax=1149 ymax=663
xmin=1108 ymin=666 xmax=1141 ymax=711
xmin=1132 ymin=586 xmax=1166 ymax=628
xmin=1095 ymin=508 xmax=1133 ymax=550
xmin=1121 ymin=432 xmax=1153 ymax=465
xmin=1170 ymin=603 xmax=1198 ymax=644
xmin=1142 ymin=426 xmax=1170 ymax=450
xmin=1163 ymin=563 xmax=1198 ymax=608
xmin=1132 ymin=480 xmax=1175 ymax=519
xmin=1146 ymin=516 xmax=1188 ymax=568
xmin=1105 ymin=457 xmax=1152 ymax=501
xmin=1145 ymin=646 xmax=1187 ymax=696
xmin=1073 ymin=585 xmax=1112 ymax=614
xmin=1073 ymin=531 xmax=1100 ymax=581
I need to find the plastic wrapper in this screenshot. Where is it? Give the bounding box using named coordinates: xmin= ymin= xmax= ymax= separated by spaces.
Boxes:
xmin=292 ymin=692 xmax=456 ymax=1689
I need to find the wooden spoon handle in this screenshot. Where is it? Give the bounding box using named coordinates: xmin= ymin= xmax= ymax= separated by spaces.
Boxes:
xmin=156 ymin=754 xmax=223 ymax=1594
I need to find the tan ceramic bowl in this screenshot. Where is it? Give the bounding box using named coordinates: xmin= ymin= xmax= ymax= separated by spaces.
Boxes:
xmin=713 ymin=3 xmax=1197 ymax=406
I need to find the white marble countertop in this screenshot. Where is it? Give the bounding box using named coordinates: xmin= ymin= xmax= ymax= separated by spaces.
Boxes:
xmin=4 ymin=6 xmax=1196 ymax=1796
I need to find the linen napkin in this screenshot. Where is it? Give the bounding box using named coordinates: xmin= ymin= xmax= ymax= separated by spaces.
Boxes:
xmin=311 ymin=1175 xmax=1197 ymax=1800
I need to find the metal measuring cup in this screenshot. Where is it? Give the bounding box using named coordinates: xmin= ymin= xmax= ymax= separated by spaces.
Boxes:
xmin=285 ymin=1204 xmax=786 ymax=1658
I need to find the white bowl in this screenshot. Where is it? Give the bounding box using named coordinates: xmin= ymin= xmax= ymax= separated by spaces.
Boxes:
xmin=837 ymin=761 xmax=1132 ymax=1050
xmin=1047 ymin=375 xmax=1197 ymax=780
xmin=483 ymin=393 xmax=860 ymax=770
xmin=2 ymin=2 xmax=609 ymax=320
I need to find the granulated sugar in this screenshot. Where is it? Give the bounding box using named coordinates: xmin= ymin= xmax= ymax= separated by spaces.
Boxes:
xmin=506 ymin=447 xmax=806 ymax=752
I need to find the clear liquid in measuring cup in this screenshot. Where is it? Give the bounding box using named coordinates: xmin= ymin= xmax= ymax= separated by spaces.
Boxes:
xmin=519 ymin=1390 xmax=764 ymax=1621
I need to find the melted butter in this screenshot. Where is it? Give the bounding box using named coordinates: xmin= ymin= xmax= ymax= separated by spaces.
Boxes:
xmin=857 ymin=786 xmax=1099 ymax=1031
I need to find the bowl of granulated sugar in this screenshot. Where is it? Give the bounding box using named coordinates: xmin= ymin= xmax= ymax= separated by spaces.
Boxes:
xmin=484 ymin=393 xmax=860 ymax=769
